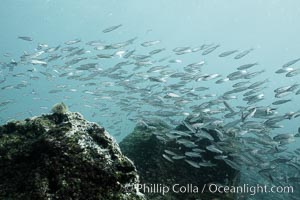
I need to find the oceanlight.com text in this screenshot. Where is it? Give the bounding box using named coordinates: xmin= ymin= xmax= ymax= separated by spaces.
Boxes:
xmin=207 ymin=183 xmax=294 ymax=196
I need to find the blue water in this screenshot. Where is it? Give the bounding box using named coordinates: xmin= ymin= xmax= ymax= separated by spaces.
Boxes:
xmin=1 ymin=1 xmax=300 ymax=199
xmin=1 ymin=0 xmax=300 ymax=138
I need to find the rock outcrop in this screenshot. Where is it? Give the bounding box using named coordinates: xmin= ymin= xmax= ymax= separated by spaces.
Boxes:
xmin=0 ymin=111 xmax=144 ymax=200
xmin=120 ymin=118 xmax=239 ymax=200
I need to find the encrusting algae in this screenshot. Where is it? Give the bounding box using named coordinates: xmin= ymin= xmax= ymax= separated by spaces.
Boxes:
xmin=51 ymin=102 xmax=68 ymax=114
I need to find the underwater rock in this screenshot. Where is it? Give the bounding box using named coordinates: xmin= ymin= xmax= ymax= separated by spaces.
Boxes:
xmin=120 ymin=118 xmax=239 ymax=200
xmin=51 ymin=102 xmax=68 ymax=114
xmin=0 ymin=111 xmax=144 ymax=200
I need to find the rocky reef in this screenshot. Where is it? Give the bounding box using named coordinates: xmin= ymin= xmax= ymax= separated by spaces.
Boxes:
xmin=120 ymin=118 xmax=239 ymax=200
xmin=0 ymin=110 xmax=144 ymax=200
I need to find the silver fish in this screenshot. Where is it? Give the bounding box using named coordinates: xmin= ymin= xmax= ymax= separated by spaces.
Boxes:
xmin=102 ymin=24 xmax=122 ymax=33
xmin=162 ymin=154 xmax=174 ymax=163
xmin=48 ymin=89 xmax=63 ymax=94
xmin=246 ymin=94 xmax=264 ymax=105
xmin=286 ymin=84 xmax=300 ymax=92
xmin=274 ymin=85 xmax=294 ymax=93
xmin=271 ymin=157 xmax=292 ymax=163
xmin=172 ymin=155 xmax=186 ymax=160
xmin=164 ymin=150 xmax=178 ymax=156
xmin=237 ymin=63 xmax=258 ymax=70
xmin=198 ymin=161 xmax=217 ymax=167
xmin=192 ymin=148 xmax=206 ymax=153
xmin=195 ymin=130 xmax=214 ymax=141
xmin=148 ymin=76 xmax=167 ymax=83
xmin=275 ymin=91 xmax=292 ymax=98
xmin=96 ymin=54 xmax=114 ymax=59
xmin=29 ymin=50 xmax=45 ymax=59
xmin=173 ymin=46 xmax=190 ymax=52
xmin=223 ymin=101 xmax=235 ymax=113
xmin=156 ymin=135 xmax=167 ymax=142
xmin=223 ymin=159 xmax=241 ymax=170
xmin=202 ymin=44 xmax=220 ymax=55
xmin=149 ymin=48 xmax=165 ymax=55
xmin=275 ymin=67 xmax=294 ymax=74
xmin=206 ymin=144 xmax=223 ymax=154
xmin=243 ymin=93 xmax=264 ymax=101
xmin=185 ymin=159 xmax=200 ymax=168
xmin=64 ymin=38 xmax=81 ymax=45
xmin=175 ymin=48 xmax=192 ymax=55
xmin=215 ymin=77 xmax=229 ymax=84
xmin=286 ymin=68 xmax=300 ymax=77
xmin=264 ymin=115 xmax=286 ymax=126
xmin=86 ymin=40 xmax=104 ymax=46
xmin=222 ymin=94 xmax=237 ymax=100
xmin=224 ymin=112 xmax=239 ymax=118
xmin=186 ymin=61 xmax=205 ymax=68
xmin=0 ymin=100 xmax=13 ymax=107
xmin=227 ymin=70 xmax=247 ymax=80
xmin=242 ymin=107 xmax=257 ymax=121
xmin=282 ymin=58 xmax=300 ymax=68
xmin=234 ymin=48 xmax=253 ymax=59
xmin=200 ymin=73 xmax=221 ymax=81
xmin=273 ymin=133 xmax=294 ymax=142
xmin=176 ymin=139 xmax=197 ymax=148
xmin=76 ymin=63 xmax=98 ymax=70
xmin=182 ymin=120 xmax=196 ymax=133
xmin=232 ymin=81 xmax=250 ymax=88
xmin=31 ymin=59 xmax=47 ymax=66
xmin=219 ymin=50 xmax=238 ymax=57
xmin=247 ymin=79 xmax=269 ymax=89
xmin=190 ymin=47 xmax=201 ymax=52
xmin=244 ymin=70 xmax=265 ymax=79
xmin=170 ymin=130 xmax=192 ymax=137
xmin=195 ymin=87 xmax=209 ymax=91
xmin=141 ymin=40 xmax=161 ymax=47
xmin=165 ymin=133 xmax=181 ymax=139
xmin=169 ymin=59 xmax=182 ymax=63
xmin=272 ymin=99 xmax=292 ymax=105
xmin=65 ymin=57 xmax=87 ymax=65
xmin=165 ymin=92 xmax=180 ymax=98
xmin=185 ymin=152 xmax=202 ymax=158
xmin=61 ymin=46 xmax=78 ymax=52
xmin=123 ymin=50 xmax=136 ymax=59
xmin=147 ymin=65 xmax=169 ymax=73
xmin=18 ymin=36 xmax=33 ymax=41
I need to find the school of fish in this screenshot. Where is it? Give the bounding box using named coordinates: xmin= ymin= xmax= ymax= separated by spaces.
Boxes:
xmin=1 ymin=24 xmax=300 ymax=199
